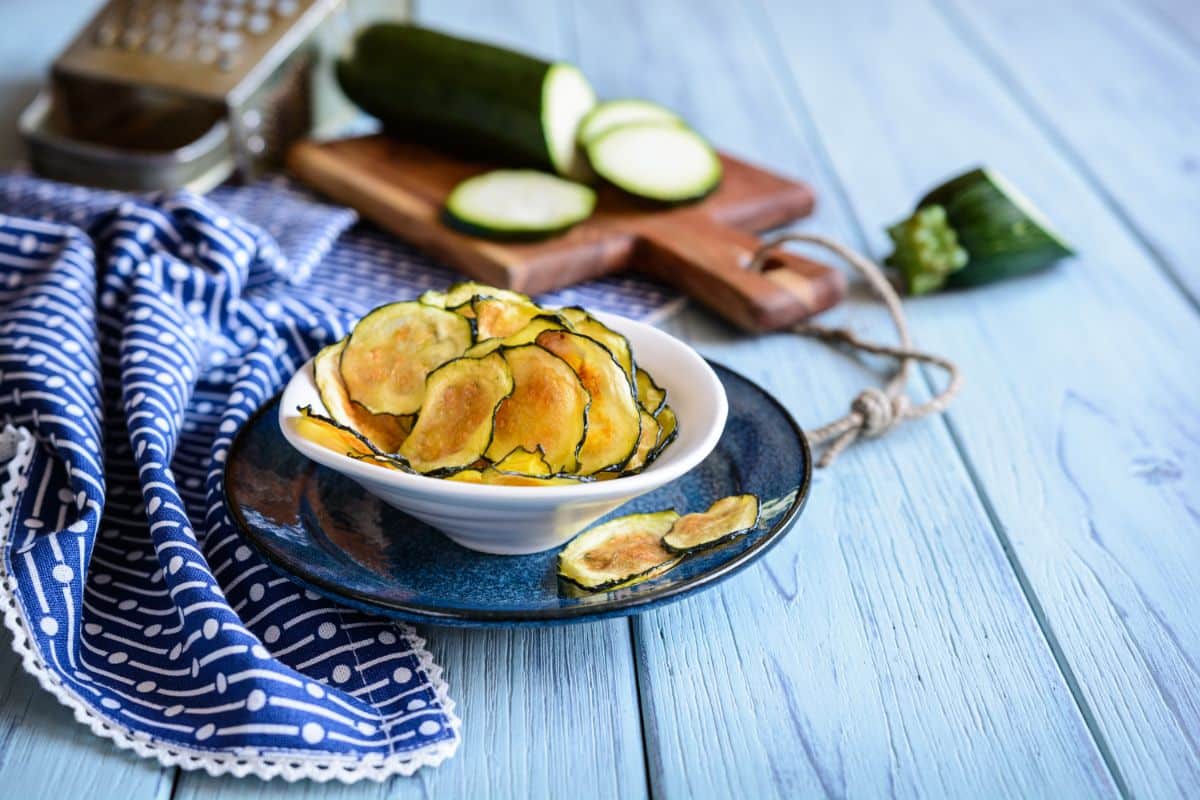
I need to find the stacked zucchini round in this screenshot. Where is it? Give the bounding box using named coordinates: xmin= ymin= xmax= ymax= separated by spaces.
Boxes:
xmin=297 ymin=282 xmax=678 ymax=485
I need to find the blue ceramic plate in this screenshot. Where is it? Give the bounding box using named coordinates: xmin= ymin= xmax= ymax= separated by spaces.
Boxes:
xmin=223 ymin=362 xmax=811 ymax=626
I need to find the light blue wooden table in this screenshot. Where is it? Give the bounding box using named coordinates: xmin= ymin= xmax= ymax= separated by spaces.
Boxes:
xmin=2 ymin=0 xmax=1198 ymax=797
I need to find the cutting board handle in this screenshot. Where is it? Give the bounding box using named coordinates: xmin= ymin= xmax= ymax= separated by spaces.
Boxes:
xmin=634 ymin=219 xmax=846 ymax=332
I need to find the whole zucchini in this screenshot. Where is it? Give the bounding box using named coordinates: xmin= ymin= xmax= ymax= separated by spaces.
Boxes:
xmin=338 ymin=24 xmax=596 ymax=180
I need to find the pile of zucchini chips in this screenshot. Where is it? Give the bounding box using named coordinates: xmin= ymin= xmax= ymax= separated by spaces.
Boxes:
xmin=296 ymin=281 xmax=678 ymax=485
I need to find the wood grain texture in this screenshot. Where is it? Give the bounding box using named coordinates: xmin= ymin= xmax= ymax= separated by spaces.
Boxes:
xmin=572 ymin=0 xmax=1117 ymax=797
xmin=0 ymin=628 xmax=173 ymax=800
xmin=287 ymin=136 xmax=842 ymax=330
xmin=1136 ymin=0 xmax=1200 ymax=53
xmin=760 ymin=0 xmax=1200 ymax=795
xmin=935 ymin=0 xmax=1200 ymax=306
xmin=174 ymin=623 xmax=647 ymax=800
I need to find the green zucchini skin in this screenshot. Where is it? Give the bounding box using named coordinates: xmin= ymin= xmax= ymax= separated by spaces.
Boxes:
xmin=923 ymin=168 xmax=1073 ymax=289
xmin=338 ymin=24 xmax=593 ymax=177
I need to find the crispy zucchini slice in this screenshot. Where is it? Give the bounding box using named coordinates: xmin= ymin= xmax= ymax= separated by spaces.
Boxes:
xmin=447 ymin=468 xmax=585 ymax=486
xmin=472 ymin=295 xmax=545 ymax=341
xmin=418 ymin=288 xmax=447 ymax=308
xmin=442 ymin=281 xmax=532 ymax=310
xmin=398 ymin=352 xmax=514 ymax=473
xmin=492 ymin=446 xmax=553 ymax=476
xmin=350 ymin=452 xmax=417 ymax=472
xmin=662 ymin=494 xmax=760 ymax=554
xmin=651 ymin=403 xmax=678 ymax=458
xmin=535 ymin=329 xmax=641 ymax=474
xmin=340 ymin=301 xmax=473 ymax=415
xmin=294 ymin=406 xmax=379 ymax=459
xmin=635 ymin=367 xmax=667 ymax=417
xmin=622 ymin=409 xmax=661 ymax=474
xmin=556 ymin=306 xmax=635 ymax=380
xmin=464 ymin=314 xmax=569 ymax=357
xmin=313 ymin=339 xmax=413 ymax=452
xmin=557 ymin=510 xmax=682 ymax=591
xmin=485 ymin=344 xmax=590 ymax=473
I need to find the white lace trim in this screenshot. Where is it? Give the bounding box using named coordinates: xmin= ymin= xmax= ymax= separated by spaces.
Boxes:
xmin=0 ymin=424 xmax=461 ymax=783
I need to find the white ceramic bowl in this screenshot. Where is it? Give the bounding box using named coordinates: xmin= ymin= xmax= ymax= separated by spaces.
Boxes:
xmin=279 ymin=311 xmax=727 ymax=555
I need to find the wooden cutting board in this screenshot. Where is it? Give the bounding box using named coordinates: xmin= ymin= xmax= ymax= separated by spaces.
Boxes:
xmin=287 ymin=135 xmax=845 ymax=331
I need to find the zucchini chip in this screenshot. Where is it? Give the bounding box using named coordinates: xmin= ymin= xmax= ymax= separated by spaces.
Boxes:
xmin=651 ymin=404 xmax=678 ymax=459
xmin=485 ymin=344 xmax=590 ymax=472
xmin=398 ymin=352 xmax=514 ymax=473
xmin=294 ymin=406 xmax=378 ymax=459
xmin=492 ymin=446 xmax=553 ymax=476
xmin=662 ymin=494 xmax=761 ymax=554
xmin=340 ymin=301 xmax=473 ymax=415
xmin=418 ymin=288 xmax=447 ymax=308
xmin=350 ymin=452 xmax=417 ymax=473
xmin=313 ymin=339 xmax=413 ymax=452
xmin=622 ymin=409 xmax=661 ymax=474
xmin=442 ymin=281 xmax=532 ymax=310
xmin=465 ymin=314 xmax=569 ymax=357
xmin=557 ymin=306 xmax=635 ymax=380
xmin=635 ymin=367 xmax=667 ymax=417
xmin=536 ymin=330 xmax=641 ymax=475
xmin=472 ymin=295 xmax=544 ymax=341
xmin=447 ymin=469 xmax=585 ymax=487
xmin=557 ymin=510 xmax=682 ymax=591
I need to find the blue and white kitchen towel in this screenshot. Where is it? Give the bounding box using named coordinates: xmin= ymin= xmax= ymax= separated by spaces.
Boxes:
xmin=0 ymin=173 xmax=679 ymax=782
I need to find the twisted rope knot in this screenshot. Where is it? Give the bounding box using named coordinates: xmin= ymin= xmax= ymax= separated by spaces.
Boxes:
xmin=750 ymin=232 xmax=962 ymax=467
xmin=852 ymin=388 xmax=909 ymax=437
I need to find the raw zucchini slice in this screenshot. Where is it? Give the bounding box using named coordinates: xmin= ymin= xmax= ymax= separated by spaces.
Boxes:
xmin=447 ymin=469 xmax=586 ymax=487
xmin=662 ymin=494 xmax=760 ymax=554
xmin=556 ymin=307 xmax=635 ymax=379
xmin=635 ymin=367 xmax=667 ymax=417
xmin=443 ymin=281 xmax=532 ymax=310
xmin=486 ymin=344 xmax=590 ymax=472
xmin=577 ymin=98 xmax=683 ymax=146
xmin=472 ymin=295 xmax=546 ymax=341
xmin=340 ymin=301 xmax=473 ymax=415
xmin=464 ymin=314 xmax=570 ymax=357
xmin=398 ymin=352 xmax=514 ymax=473
xmin=294 ymin=406 xmax=379 ymax=459
xmin=313 ymin=339 xmax=413 ymax=452
xmin=651 ymin=404 xmax=678 ymax=459
xmin=622 ymin=409 xmax=661 ymax=474
xmin=445 ymin=170 xmax=596 ymax=241
xmin=557 ymin=510 xmax=682 ymax=591
xmin=536 ymin=330 xmax=641 ymax=474
xmin=492 ymin=446 xmax=553 ymax=476
xmin=586 ymin=122 xmax=722 ymax=203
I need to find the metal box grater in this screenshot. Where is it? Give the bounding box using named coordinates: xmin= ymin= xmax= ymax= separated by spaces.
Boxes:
xmin=19 ymin=0 xmax=410 ymax=192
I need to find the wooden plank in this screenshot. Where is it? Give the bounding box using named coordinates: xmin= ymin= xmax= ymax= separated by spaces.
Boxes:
xmin=0 ymin=628 xmax=172 ymax=800
xmin=175 ymin=623 xmax=647 ymax=800
xmin=171 ymin=2 xmax=649 ymax=798
xmin=1137 ymin=0 xmax=1200 ymax=53
xmin=572 ymin=1 xmax=1117 ymax=797
xmin=760 ymin=0 xmax=1200 ymax=796
xmin=936 ymin=0 xmax=1200 ymax=305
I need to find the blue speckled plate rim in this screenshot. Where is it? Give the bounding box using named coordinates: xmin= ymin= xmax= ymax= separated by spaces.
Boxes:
xmin=222 ymin=360 xmax=813 ymax=627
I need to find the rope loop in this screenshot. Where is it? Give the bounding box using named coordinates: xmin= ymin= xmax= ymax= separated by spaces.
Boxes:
xmin=749 ymin=233 xmax=962 ymax=467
